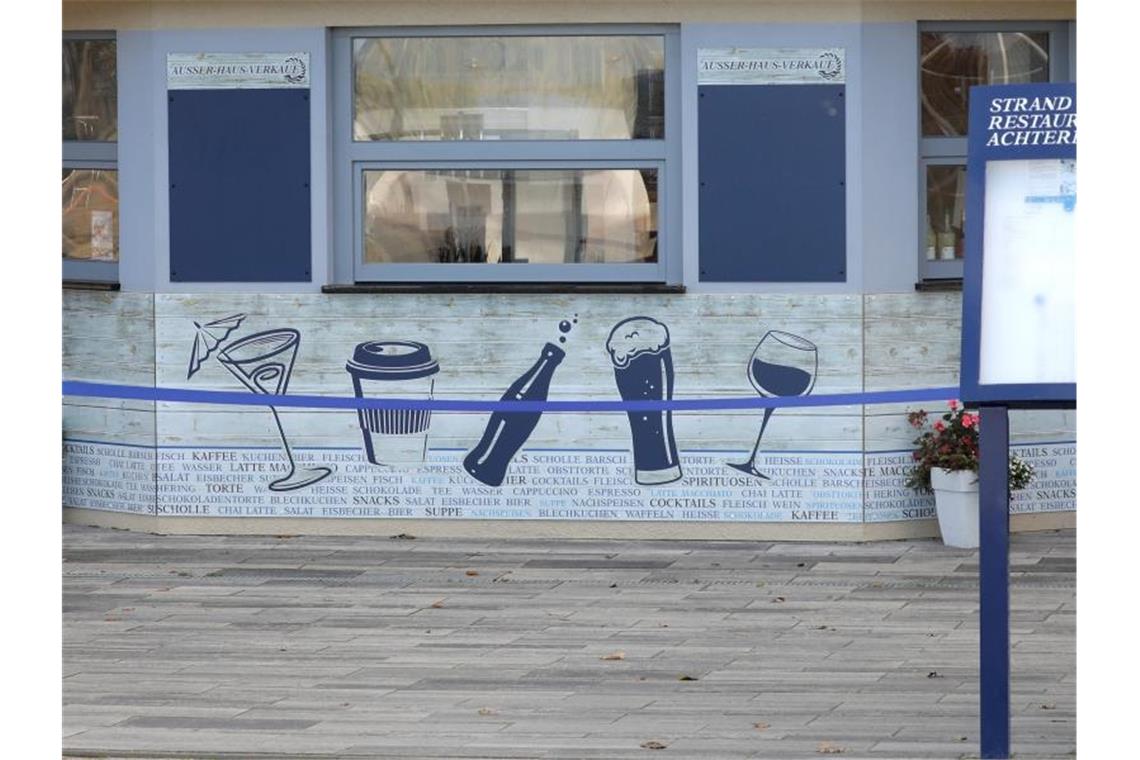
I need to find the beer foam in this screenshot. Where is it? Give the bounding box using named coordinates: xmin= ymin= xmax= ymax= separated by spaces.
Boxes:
xmin=606 ymin=317 xmax=670 ymax=368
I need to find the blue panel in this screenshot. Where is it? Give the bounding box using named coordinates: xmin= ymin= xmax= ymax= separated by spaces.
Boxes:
xmin=960 ymin=82 xmax=1075 ymax=408
xmin=979 ymin=406 xmax=1011 ymax=759
xmin=698 ymin=84 xmax=845 ymax=282
xmin=169 ymin=89 xmax=311 ymax=282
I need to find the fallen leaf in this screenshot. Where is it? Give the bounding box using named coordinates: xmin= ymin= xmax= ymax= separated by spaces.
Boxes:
xmin=477 ymin=707 xmax=498 ymax=716
xmin=390 ymin=533 xmax=415 ymax=540
xmin=430 ymin=599 xmax=445 ymax=609
xmin=640 ymin=740 xmax=667 ymax=750
xmin=927 ymin=671 xmax=942 ymax=679
xmin=678 ymin=674 xmax=698 ymax=681
xmin=609 ymin=583 xmax=619 ymax=588
xmin=753 ymin=722 xmax=770 ymax=732
xmin=772 ymin=596 xmax=786 ymax=603
xmin=817 ymin=742 xmax=845 ymax=754
xmin=600 ymin=651 xmax=626 ymax=661
xmin=465 ymin=570 xmax=479 ymax=576
xmin=797 ymin=562 xmax=806 ymax=568
xmin=957 ymin=736 xmax=968 ymax=742
xmin=1041 ymin=703 xmax=1056 ymax=710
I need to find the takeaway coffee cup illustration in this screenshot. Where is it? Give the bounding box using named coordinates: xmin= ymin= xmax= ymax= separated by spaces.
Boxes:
xmin=346 ymin=340 xmax=439 ymax=466
xmin=606 ymin=317 xmax=682 ymax=485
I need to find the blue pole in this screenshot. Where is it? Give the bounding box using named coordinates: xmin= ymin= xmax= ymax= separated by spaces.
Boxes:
xmin=979 ymin=405 xmax=1010 ymax=758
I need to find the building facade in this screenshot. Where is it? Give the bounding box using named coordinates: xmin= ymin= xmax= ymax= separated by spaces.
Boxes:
xmin=62 ymin=0 xmax=1077 ymax=538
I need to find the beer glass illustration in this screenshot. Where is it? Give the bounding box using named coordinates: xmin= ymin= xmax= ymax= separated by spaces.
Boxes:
xmin=346 ymin=340 xmax=439 ymax=466
xmin=216 ymin=329 xmax=333 ymax=491
xmin=606 ymin=316 xmax=682 ymax=485
xmin=727 ymin=330 xmax=818 ymax=480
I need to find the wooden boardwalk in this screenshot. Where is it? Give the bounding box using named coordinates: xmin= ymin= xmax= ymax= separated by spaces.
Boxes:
xmin=63 ymin=525 xmax=1075 ymax=759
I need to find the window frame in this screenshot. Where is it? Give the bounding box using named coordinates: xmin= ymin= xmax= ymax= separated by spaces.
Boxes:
xmin=917 ymin=20 xmax=1071 ymax=282
xmin=63 ymin=31 xmax=119 ymax=284
xmin=331 ymin=25 xmax=681 ymax=285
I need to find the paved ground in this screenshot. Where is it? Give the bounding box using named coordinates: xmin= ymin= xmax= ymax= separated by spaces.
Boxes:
xmin=62 ymin=525 xmax=1075 ymax=759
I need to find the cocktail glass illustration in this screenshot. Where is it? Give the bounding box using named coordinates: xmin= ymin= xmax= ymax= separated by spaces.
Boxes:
xmin=728 ymin=330 xmax=818 ymax=480
xmin=216 ymin=329 xmax=332 ymax=491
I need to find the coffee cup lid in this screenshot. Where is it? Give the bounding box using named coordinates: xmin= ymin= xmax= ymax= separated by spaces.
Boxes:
xmin=346 ymin=340 xmax=439 ymax=381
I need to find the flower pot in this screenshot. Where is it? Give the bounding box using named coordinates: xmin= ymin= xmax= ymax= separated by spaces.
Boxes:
xmin=930 ymin=467 xmax=980 ymax=549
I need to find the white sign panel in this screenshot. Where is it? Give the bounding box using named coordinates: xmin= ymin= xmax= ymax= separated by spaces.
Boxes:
xmin=167 ymin=52 xmax=309 ymax=90
xmin=698 ymin=48 xmax=845 ymax=85
xmin=979 ymin=158 xmax=1076 ymax=385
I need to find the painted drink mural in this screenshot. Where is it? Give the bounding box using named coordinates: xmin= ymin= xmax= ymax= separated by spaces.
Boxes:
xmin=61 ymin=292 xmax=1077 ymax=524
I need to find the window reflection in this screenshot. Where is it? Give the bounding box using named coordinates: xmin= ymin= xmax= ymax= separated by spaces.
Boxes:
xmin=926 ymin=165 xmax=965 ymax=261
xmin=63 ymin=169 xmax=119 ymax=261
xmin=63 ymin=39 xmax=117 ymax=141
xmin=363 ymin=169 xmax=658 ymax=265
xmin=353 ymin=36 xmax=665 ymax=141
xmin=921 ymin=32 xmax=1048 ymax=137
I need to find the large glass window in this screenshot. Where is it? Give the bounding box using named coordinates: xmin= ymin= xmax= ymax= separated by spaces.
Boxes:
xmin=918 ymin=24 xmax=1070 ymax=281
xmin=353 ymin=36 xmax=664 ymax=141
xmin=334 ymin=28 xmax=677 ymax=284
xmin=63 ymin=34 xmax=118 ymax=281
xmin=363 ymin=168 xmax=657 ymax=264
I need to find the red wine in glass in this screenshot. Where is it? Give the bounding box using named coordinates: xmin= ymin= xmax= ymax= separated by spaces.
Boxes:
xmin=728 ymin=330 xmax=818 ymax=479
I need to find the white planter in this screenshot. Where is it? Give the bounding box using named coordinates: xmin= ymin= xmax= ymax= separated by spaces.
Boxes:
xmin=930 ymin=467 xmax=980 ymax=548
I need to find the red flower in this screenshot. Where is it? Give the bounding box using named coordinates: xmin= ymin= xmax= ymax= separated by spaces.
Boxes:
xmin=948 ymin=399 xmax=958 ymax=411
xmin=961 ymin=414 xmax=977 ymax=428
xmin=933 ymin=421 xmax=946 ymax=432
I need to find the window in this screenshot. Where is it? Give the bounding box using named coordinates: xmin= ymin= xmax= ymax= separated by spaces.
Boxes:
xmin=333 ymin=28 xmax=679 ymax=284
xmin=918 ymin=22 xmax=1071 ymax=280
xmin=63 ymin=33 xmax=118 ymax=282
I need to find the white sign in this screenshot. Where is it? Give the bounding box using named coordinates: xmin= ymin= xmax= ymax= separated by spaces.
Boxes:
xmin=979 ymin=158 xmax=1076 ymax=386
xmin=167 ymin=52 xmax=309 ymax=90
xmin=698 ymin=48 xmax=845 ymax=85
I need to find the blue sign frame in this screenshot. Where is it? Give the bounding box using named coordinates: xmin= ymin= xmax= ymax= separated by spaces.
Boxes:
xmin=960 ymin=82 xmax=1076 ymax=408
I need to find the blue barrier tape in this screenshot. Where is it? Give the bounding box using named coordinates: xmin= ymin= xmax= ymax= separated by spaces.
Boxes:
xmin=63 ymin=381 xmax=960 ymax=413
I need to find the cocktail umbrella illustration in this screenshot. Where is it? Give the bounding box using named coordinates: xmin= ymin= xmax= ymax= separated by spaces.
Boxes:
xmin=187 ymin=314 xmax=246 ymax=379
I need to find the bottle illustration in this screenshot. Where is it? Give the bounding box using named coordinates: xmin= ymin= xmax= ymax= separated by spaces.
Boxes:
xmin=463 ymin=342 xmax=566 ymax=487
xmin=938 ymin=211 xmax=956 ymax=261
xmin=924 ymin=214 xmax=937 ymax=261
xmin=955 ymin=206 xmax=965 ymax=260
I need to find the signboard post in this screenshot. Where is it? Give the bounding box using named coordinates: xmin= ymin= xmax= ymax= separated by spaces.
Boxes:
xmin=961 ymin=82 xmax=1076 ymax=760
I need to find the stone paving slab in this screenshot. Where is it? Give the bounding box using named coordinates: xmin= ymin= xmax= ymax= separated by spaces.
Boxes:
xmin=63 ymin=525 xmax=1075 ymax=759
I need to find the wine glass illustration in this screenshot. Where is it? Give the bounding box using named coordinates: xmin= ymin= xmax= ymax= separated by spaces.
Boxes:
xmin=216 ymin=329 xmax=333 ymax=492
xmin=728 ymin=330 xmax=818 ymax=480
